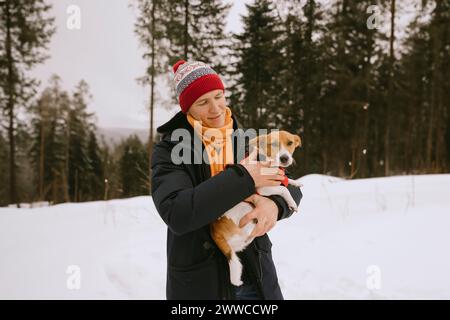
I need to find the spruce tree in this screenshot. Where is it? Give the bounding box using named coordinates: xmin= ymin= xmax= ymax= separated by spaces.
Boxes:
xmin=67 ymin=80 xmax=94 ymax=202
xmin=0 ymin=0 xmax=55 ymax=205
xmin=86 ymin=130 xmax=104 ymax=201
xmin=230 ymin=0 xmax=284 ymax=129
xmin=119 ymin=135 xmax=149 ymax=198
xmin=397 ymin=0 xmax=450 ymax=173
xmin=321 ymin=0 xmax=380 ymax=177
xmin=426 ymin=0 xmax=449 ymax=172
xmin=29 ymin=75 xmax=70 ymax=203
xmin=0 ymin=130 xmax=8 ymax=205
xmin=276 ymin=0 xmax=325 ymax=176
xmin=164 ymin=0 xmax=231 ymax=68
xmin=133 ymin=0 xmax=170 ymax=194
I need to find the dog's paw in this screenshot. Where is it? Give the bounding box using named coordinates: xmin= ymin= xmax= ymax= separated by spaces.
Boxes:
xmin=291 ymin=181 xmax=303 ymax=188
xmin=287 ymin=200 xmax=298 ymax=211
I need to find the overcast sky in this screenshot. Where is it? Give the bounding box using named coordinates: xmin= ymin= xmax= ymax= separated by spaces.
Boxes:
xmin=29 ymin=0 xmax=417 ymax=130
xmin=29 ymin=0 xmax=250 ymax=130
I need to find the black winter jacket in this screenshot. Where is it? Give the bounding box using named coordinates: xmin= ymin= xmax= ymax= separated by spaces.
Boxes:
xmin=151 ymin=111 xmax=302 ymax=300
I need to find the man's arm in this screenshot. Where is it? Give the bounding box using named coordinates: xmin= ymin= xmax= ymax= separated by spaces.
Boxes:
xmin=151 ymin=142 xmax=256 ymax=236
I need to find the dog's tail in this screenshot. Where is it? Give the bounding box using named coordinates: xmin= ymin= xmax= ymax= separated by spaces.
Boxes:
xmin=228 ymin=251 xmax=243 ymax=286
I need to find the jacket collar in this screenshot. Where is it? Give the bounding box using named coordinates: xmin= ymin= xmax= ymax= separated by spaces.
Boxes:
xmin=156 ymin=111 xmax=187 ymax=135
xmin=156 ymin=110 xmax=243 ymax=136
xmin=156 ymin=109 xmax=248 ymax=164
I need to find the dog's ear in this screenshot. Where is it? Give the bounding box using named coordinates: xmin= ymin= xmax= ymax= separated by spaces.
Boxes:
xmin=294 ymin=135 xmax=302 ymax=148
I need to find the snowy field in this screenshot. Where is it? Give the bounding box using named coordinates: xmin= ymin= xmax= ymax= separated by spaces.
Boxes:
xmin=1 ymin=174 xmax=449 ymax=300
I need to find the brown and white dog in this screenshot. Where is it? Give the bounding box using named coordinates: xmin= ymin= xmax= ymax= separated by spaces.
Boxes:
xmin=211 ymin=130 xmax=302 ymax=286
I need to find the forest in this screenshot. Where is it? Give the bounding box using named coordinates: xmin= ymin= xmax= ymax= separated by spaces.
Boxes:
xmin=0 ymin=0 xmax=449 ymax=206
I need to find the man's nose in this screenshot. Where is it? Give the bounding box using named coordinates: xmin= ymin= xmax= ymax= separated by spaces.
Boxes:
xmin=210 ymin=99 xmax=221 ymax=112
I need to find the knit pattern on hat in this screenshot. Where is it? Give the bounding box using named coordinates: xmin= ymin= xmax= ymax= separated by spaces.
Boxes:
xmin=172 ymin=60 xmax=225 ymax=113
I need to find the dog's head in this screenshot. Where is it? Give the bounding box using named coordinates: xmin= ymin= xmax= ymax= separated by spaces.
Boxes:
xmin=249 ymin=130 xmax=302 ymax=167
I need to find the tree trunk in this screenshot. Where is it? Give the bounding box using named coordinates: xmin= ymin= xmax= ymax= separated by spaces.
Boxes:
xmin=385 ymin=0 xmax=396 ymax=176
xmin=39 ymin=106 xmax=45 ymax=200
xmin=184 ymin=0 xmax=189 ymax=58
xmin=52 ymin=171 xmax=57 ymax=204
xmin=360 ymin=34 xmax=373 ymax=178
xmin=65 ymin=111 xmax=71 ymax=202
xmin=74 ymin=168 xmax=79 ymax=202
xmin=148 ymin=0 xmax=156 ymax=195
xmin=104 ymin=179 xmax=109 ymax=201
xmin=5 ymin=1 xmax=17 ymax=206
xmin=62 ymin=167 xmax=70 ymax=202
xmin=428 ymin=0 xmax=446 ymax=173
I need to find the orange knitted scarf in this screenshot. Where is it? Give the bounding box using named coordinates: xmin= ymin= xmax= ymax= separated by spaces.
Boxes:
xmin=187 ymin=107 xmax=234 ymax=176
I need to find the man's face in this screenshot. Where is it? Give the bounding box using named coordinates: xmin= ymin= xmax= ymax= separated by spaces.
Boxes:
xmin=187 ymin=89 xmax=226 ymax=128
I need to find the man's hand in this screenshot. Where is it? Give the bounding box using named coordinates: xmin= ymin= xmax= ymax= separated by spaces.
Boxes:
xmin=240 ymin=147 xmax=286 ymax=188
xmin=239 ymin=194 xmax=278 ymax=238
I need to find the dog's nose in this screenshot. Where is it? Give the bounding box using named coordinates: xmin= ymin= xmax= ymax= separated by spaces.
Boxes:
xmin=280 ymin=155 xmax=289 ymax=164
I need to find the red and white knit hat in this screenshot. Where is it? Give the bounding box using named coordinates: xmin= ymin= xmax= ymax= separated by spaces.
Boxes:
xmin=172 ymin=60 xmax=225 ymax=113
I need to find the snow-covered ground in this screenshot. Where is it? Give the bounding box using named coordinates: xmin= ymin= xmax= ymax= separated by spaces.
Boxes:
xmin=1 ymin=174 xmax=449 ymax=299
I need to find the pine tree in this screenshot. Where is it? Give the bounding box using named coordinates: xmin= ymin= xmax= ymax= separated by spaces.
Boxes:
xmin=29 ymin=75 xmax=70 ymax=203
xmin=164 ymin=0 xmax=231 ymax=68
xmin=99 ymin=142 xmax=117 ymax=200
xmin=119 ymin=135 xmax=149 ymax=197
xmin=426 ymin=0 xmax=450 ymax=172
xmin=86 ymin=130 xmax=104 ymax=201
xmin=397 ymin=0 xmax=450 ymax=173
xmin=230 ymin=0 xmax=285 ymax=129
xmin=15 ymin=121 xmax=34 ymax=203
xmin=188 ymin=0 xmax=232 ymax=75
xmin=275 ymin=0 xmax=325 ymax=176
xmin=0 ymin=0 xmax=55 ymax=205
xmin=133 ymin=0 xmax=170 ymax=194
xmin=0 ymin=130 xmax=9 ymax=206
xmin=321 ymin=0 xmax=381 ymax=178
xmin=105 ymin=142 xmax=124 ymax=200
xmin=67 ymin=80 xmax=94 ymax=202
xmin=384 ymin=0 xmax=396 ymax=176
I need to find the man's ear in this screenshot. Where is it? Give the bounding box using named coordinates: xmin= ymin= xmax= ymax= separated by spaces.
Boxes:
xmin=294 ymin=135 xmax=302 ymax=148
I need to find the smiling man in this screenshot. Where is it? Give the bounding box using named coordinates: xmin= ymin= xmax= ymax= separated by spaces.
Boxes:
xmin=151 ymin=60 xmax=302 ymax=300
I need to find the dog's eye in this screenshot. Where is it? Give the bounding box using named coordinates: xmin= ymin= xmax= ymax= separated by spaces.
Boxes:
xmin=287 ymin=141 xmax=293 ymax=146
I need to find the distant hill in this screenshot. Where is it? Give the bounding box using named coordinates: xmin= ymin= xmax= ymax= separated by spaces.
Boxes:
xmin=97 ymin=127 xmax=149 ymax=147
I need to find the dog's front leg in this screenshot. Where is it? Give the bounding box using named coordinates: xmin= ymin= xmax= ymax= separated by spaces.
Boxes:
xmin=257 ymin=186 xmax=298 ymax=211
xmin=288 ymin=178 xmax=303 ymax=188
